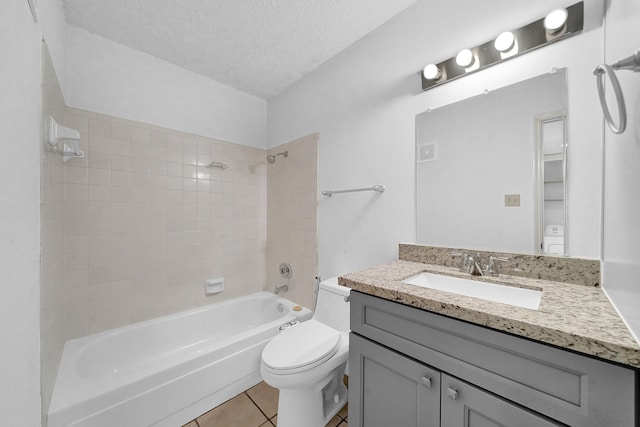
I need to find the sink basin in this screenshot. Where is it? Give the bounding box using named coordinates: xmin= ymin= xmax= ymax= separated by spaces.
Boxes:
xmin=402 ymin=273 xmax=542 ymax=310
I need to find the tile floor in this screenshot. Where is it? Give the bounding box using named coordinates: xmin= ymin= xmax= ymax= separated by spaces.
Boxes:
xmin=183 ymin=380 xmax=348 ymax=427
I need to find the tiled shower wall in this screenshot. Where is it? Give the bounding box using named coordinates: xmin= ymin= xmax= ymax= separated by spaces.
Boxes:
xmin=60 ymin=108 xmax=268 ymax=337
xmin=266 ymin=134 xmax=319 ymax=309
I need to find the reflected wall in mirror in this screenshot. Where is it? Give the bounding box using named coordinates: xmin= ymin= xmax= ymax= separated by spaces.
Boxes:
xmin=416 ymin=69 xmax=568 ymax=255
xmin=536 ymin=112 xmax=567 ymax=255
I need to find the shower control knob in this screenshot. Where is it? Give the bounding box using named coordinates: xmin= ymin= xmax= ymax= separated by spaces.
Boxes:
xmin=279 ymin=263 xmax=292 ymax=279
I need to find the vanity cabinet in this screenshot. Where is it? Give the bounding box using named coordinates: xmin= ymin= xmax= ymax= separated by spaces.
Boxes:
xmin=351 ymin=333 xmax=559 ymax=427
xmin=348 ymin=291 xmax=638 ymax=427
xmin=352 ymin=333 xmax=440 ymax=427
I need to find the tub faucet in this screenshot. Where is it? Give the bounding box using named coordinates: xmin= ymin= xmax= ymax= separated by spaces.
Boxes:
xmin=274 ymin=284 xmax=289 ymax=295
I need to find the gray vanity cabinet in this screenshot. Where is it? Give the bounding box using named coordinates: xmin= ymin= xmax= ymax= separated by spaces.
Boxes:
xmin=351 ymin=333 xmax=440 ymax=427
xmin=350 ymin=334 xmax=558 ymax=427
xmin=440 ymin=374 xmax=560 ymax=427
xmin=348 ymin=291 xmax=638 ymax=427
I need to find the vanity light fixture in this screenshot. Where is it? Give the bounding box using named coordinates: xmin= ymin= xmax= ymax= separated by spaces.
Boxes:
xmin=544 ymin=8 xmax=569 ymax=34
xmin=422 ymin=63 xmax=442 ymax=80
xmin=456 ymin=49 xmax=474 ymax=67
xmin=494 ymin=31 xmax=518 ymax=59
xmin=420 ymin=1 xmax=584 ymax=91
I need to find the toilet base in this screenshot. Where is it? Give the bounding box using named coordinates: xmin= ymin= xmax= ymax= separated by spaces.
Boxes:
xmin=275 ymin=365 xmax=347 ymax=427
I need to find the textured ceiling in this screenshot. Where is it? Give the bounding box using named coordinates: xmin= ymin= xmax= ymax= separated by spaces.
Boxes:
xmin=63 ymin=0 xmax=419 ymax=98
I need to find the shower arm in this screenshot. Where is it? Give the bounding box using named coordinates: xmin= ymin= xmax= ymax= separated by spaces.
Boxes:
xmin=267 ymin=151 xmax=289 ymax=163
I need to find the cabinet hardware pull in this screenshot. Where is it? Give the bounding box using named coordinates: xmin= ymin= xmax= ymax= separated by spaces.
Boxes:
xmin=446 ymin=387 xmax=459 ymax=400
xmin=421 ymin=376 xmax=432 ymax=388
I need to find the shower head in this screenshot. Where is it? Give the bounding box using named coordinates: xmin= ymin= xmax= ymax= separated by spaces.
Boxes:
xmin=266 ymin=151 xmax=288 ymax=164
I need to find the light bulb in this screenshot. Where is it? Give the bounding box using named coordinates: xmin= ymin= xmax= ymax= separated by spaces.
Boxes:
xmin=455 ymin=49 xmax=474 ymax=67
xmin=544 ymin=9 xmax=568 ymax=33
xmin=494 ymin=31 xmax=515 ymax=53
xmin=422 ymin=64 xmax=441 ymax=80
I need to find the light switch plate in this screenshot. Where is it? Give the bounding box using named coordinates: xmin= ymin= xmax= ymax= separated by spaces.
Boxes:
xmin=505 ymin=194 xmax=520 ymax=207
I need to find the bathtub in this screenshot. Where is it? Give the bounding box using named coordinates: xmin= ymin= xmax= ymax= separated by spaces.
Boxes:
xmin=48 ymin=291 xmax=312 ymax=427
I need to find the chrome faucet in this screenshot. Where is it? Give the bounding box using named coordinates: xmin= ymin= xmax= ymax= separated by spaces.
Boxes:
xmin=274 ymin=284 xmax=289 ymax=295
xmin=469 ymin=253 xmax=485 ymax=276
xmin=451 ymin=251 xmax=509 ymax=277
xmin=451 ymin=252 xmax=472 ymax=272
xmin=484 ymin=256 xmax=510 ymax=277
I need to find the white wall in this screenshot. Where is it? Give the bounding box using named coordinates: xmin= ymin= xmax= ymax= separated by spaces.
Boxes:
xmin=0 ymin=2 xmax=43 ymax=425
xmin=38 ymin=0 xmax=67 ymax=95
xmin=269 ymin=0 xmax=605 ymax=278
xmin=66 ymin=26 xmax=268 ymax=150
xmin=601 ymin=0 xmax=640 ymax=341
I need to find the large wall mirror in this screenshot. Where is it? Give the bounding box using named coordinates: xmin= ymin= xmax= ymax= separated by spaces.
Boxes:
xmin=416 ymin=69 xmax=569 ymax=255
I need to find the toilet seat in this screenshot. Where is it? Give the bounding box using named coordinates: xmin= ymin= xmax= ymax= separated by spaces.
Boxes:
xmin=262 ymin=320 xmax=341 ymax=374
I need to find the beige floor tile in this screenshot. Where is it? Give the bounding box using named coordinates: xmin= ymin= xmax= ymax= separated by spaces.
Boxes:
xmin=338 ymin=402 xmax=348 ymax=420
xmin=182 ymin=422 xmax=198 ymax=427
xmin=197 ymin=393 xmax=268 ymax=427
xmin=259 ymin=419 xmax=275 ymax=427
xmin=246 ymin=381 xmax=280 ymax=418
xmin=262 ymin=412 xmax=345 ymax=426
xmin=326 ymin=414 xmax=343 ymax=427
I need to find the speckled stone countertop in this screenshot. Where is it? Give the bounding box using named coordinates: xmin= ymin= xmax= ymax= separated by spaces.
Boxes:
xmin=340 ymin=260 xmax=640 ymax=368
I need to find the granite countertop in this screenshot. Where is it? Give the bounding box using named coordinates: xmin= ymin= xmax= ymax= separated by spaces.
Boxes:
xmin=340 ymin=260 xmax=640 ymax=368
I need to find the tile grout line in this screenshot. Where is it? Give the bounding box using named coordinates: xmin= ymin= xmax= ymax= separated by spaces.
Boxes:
xmin=244 ymin=391 xmax=274 ymax=426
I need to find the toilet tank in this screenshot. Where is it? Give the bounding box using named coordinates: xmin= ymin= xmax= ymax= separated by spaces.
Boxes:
xmin=313 ymin=277 xmax=351 ymax=332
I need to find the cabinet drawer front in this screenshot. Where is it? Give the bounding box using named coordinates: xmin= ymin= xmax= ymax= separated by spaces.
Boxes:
xmin=349 ymin=333 xmax=440 ymax=427
xmin=351 ymin=292 xmax=637 ymax=427
xmin=441 ymin=374 xmax=563 ymax=427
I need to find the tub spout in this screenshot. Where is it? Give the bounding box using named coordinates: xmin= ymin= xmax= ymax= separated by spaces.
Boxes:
xmin=274 ymin=284 xmax=289 ymax=295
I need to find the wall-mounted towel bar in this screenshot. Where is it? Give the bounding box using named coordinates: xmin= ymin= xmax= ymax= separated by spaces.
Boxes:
xmin=322 ymin=185 xmax=385 ymax=197
xmin=205 ymin=161 xmax=229 ymax=169
xmin=47 ymin=116 xmax=84 ymax=162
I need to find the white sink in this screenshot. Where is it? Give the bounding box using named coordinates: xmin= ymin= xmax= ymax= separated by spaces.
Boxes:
xmin=402 ymin=273 xmax=542 ymax=310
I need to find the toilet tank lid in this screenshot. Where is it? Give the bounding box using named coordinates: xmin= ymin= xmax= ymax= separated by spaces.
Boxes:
xmin=319 ymin=276 xmax=351 ymax=296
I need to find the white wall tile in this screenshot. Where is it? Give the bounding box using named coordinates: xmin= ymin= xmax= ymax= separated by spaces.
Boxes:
xmin=56 ymin=108 xmax=269 ymax=339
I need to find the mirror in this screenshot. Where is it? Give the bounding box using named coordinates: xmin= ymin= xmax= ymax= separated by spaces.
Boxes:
xmin=416 ymin=69 xmax=568 ymax=255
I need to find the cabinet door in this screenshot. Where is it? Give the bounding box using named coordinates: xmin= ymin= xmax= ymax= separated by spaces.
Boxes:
xmin=349 ymin=333 xmax=440 ymax=427
xmin=441 ymin=374 xmax=562 ymax=427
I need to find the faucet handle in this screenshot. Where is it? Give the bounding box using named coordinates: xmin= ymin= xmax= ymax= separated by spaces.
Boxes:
xmin=485 ymin=256 xmax=509 ymax=277
xmin=451 ymin=252 xmax=470 ymax=272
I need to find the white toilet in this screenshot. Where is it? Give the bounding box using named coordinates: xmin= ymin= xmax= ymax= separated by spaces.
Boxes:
xmin=261 ymin=277 xmax=350 ymax=427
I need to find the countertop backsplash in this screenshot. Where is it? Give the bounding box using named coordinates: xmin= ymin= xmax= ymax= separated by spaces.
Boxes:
xmin=399 ymin=243 xmax=600 ymax=287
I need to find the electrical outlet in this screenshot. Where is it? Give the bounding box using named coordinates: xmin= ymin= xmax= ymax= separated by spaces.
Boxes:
xmin=504 ymin=194 xmax=520 ymax=207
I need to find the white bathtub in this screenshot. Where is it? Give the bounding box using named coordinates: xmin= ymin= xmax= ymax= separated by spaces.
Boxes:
xmin=48 ymin=292 xmax=312 ymax=427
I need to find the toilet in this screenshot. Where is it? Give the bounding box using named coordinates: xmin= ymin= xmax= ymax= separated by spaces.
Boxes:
xmin=261 ymin=277 xmax=350 ymax=427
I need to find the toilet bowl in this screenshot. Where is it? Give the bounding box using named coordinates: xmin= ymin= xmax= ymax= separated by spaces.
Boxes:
xmin=261 ymin=277 xmax=350 ymax=427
